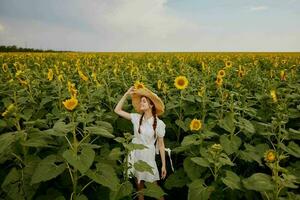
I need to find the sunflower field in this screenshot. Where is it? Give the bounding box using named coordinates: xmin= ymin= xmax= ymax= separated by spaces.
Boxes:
xmin=0 ymin=52 xmax=299 ymax=200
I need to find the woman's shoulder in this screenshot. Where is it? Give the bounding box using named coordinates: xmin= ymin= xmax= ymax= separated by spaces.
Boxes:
xmin=130 ymin=112 xmax=141 ymax=124
xmin=131 ymin=112 xmax=141 ymax=117
xmin=156 ymin=117 xmax=165 ymax=126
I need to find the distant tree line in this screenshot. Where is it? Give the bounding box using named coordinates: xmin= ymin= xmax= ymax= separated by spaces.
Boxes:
xmin=0 ymin=45 xmax=72 ymax=52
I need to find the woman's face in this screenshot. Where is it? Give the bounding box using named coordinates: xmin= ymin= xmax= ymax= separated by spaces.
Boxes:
xmin=140 ymin=96 xmax=153 ymax=111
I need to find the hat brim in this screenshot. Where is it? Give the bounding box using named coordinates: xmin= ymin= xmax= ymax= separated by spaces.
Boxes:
xmin=131 ymin=88 xmax=165 ymax=116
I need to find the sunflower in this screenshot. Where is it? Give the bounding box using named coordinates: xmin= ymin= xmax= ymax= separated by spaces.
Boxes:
xmin=130 ymin=68 xmax=135 ymax=78
xmin=1 ymin=110 xmax=9 ymax=117
xmin=190 ymin=119 xmax=202 ymax=131
xmin=215 ymin=76 xmax=223 ymax=87
xmin=54 ymin=64 xmax=59 ymax=75
xmin=197 ymin=86 xmax=205 ymax=97
xmin=217 ymin=69 xmax=226 ymax=77
xmin=1 ymin=104 xmax=15 ymax=117
xmin=58 ymin=74 xmax=64 ymax=82
xmin=238 ymin=65 xmax=243 ymax=71
xmin=62 ymin=61 xmax=67 ymax=66
xmin=264 ymin=149 xmax=276 ymax=163
xmin=13 ymin=62 xmax=20 ymax=71
xmin=68 ymin=81 xmax=78 ymax=98
xmin=67 ymin=81 xmax=74 ymax=92
xmin=238 ymin=70 xmax=245 ymax=78
xmin=174 ymin=76 xmax=189 ymax=90
xmin=147 ymin=63 xmax=154 ymax=71
xmin=280 ymin=70 xmax=286 ymax=81
xmin=91 ymin=71 xmax=97 ymax=82
xmin=48 ymin=69 xmax=53 ymax=81
xmin=113 ymin=67 xmax=119 ymax=77
xmin=78 ymin=70 xmax=88 ymax=81
xmin=130 ymin=67 xmax=139 ymax=78
xmin=238 ymin=65 xmax=245 ymax=78
xmin=134 ymin=66 xmax=140 ymax=73
xmin=63 ymin=97 xmax=78 ymax=111
xmin=162 ymin=83 xmax=168 ymax=94
xmin=15 ymin=70 xmax=23 ymax=77
xmin=270 ymin=89 xmax=277 ymax=103
xmin=201 ymin=62 xmax=206 ymax=71
xmin=157 ymin=80 xmax=163 ymax=90
xmin=211 ymin=143 xmax=222 ymax=152
xmin=225 ymin=61 xmax=232 ymax=68
xmin=2 ymin=63 xmax=8 ymax=72
xmin=134 ymin=81 xmax=145 ymax=89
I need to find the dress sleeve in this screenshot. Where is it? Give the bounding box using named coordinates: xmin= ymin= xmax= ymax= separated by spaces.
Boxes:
xmin=157 ymin=120 xmax=166 ymax=137
xmin=130 ymin=113 xmax=140 ymax=126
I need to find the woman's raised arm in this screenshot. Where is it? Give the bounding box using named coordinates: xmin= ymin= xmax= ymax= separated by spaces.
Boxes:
xmin=114 ymin=86 xmax=135 ymax=120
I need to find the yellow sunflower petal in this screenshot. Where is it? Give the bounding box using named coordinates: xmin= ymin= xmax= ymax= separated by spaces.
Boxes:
xmin=174 ymin=76 xmax=189 ymax=90
xmin=63 ymin=97 xmax=78 ymax=111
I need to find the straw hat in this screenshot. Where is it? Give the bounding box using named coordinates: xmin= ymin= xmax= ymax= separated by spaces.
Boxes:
xmin=131 ymin=87 xmax=165 ymax=116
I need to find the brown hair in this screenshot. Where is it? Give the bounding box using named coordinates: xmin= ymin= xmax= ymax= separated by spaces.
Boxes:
xmin=138 ymin=96 xmax=157 ymax=138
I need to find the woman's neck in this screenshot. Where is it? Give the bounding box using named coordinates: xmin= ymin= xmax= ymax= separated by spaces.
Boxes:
xmin=143 ymin=109 xmax=153 ymax=120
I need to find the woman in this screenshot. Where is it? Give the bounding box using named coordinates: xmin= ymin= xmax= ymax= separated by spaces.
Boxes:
xmin=114 ymin=86 xmax=169 ymax=200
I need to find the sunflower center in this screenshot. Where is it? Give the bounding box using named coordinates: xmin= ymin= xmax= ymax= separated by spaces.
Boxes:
xmin=178 ymin=79 xmax=185 ymax=86
xmin=194 ymin=122 xmax=200 ymax=129
xmin=267 ymin=153 xmax=275 ymax=161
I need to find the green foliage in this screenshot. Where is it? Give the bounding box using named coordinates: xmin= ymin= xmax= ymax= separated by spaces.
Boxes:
xmin=86 ymin=163 xmax=120 ymax=191
xmin=142 ymin=182 xmax=167 ymax=199
xmin=133 ymin=160 xmax=154 ymax=175
xmin=242 ymin=173 xmax=275 ymax=192
xmin=63 ymin=146 xmax=95 ymax=174
xmin=31 ymin=155 xmax=67 ymax=184
xmin=221 ymin=170 xmax=242 ymax=190
xmin=188 ymin=179 xmax=214 ymax=200
xmin=0 ymin=52 xmax=299 ymax=199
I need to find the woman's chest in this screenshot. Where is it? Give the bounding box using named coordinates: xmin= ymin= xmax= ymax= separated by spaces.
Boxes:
xmin=134 ymin=123 xmax=156 ymax=140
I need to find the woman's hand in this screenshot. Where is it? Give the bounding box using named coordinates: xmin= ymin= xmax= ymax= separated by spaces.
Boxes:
xmin=125 ymin=86 xmax=136 ymax=96
xmin=161 ymin=166 xmax=167 ymax=180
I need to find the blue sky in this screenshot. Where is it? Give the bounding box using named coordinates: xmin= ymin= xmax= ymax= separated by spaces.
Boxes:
xmin=0 ymin=0 xmax=299 ymax=51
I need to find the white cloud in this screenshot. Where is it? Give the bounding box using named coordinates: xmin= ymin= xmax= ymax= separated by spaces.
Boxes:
xmin=0 ymin=0 xmax=204 ymax=51
xmin=73 ymin=0 xmax=207 ymax=50
xmin=249 ymin=6 xmax=269 ymax=11
xmin=0 ymin=17 xmax=107 ymax=51
xmin=0 ymin=0 xmax=299 ymax=51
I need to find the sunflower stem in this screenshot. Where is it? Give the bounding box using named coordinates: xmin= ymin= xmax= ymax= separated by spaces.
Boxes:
xmin=177 ymin=90 xmax=183 ymax=144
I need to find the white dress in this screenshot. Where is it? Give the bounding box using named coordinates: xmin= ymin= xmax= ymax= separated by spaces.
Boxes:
xmin=127 ymin=113 xmax=174 ymax=184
